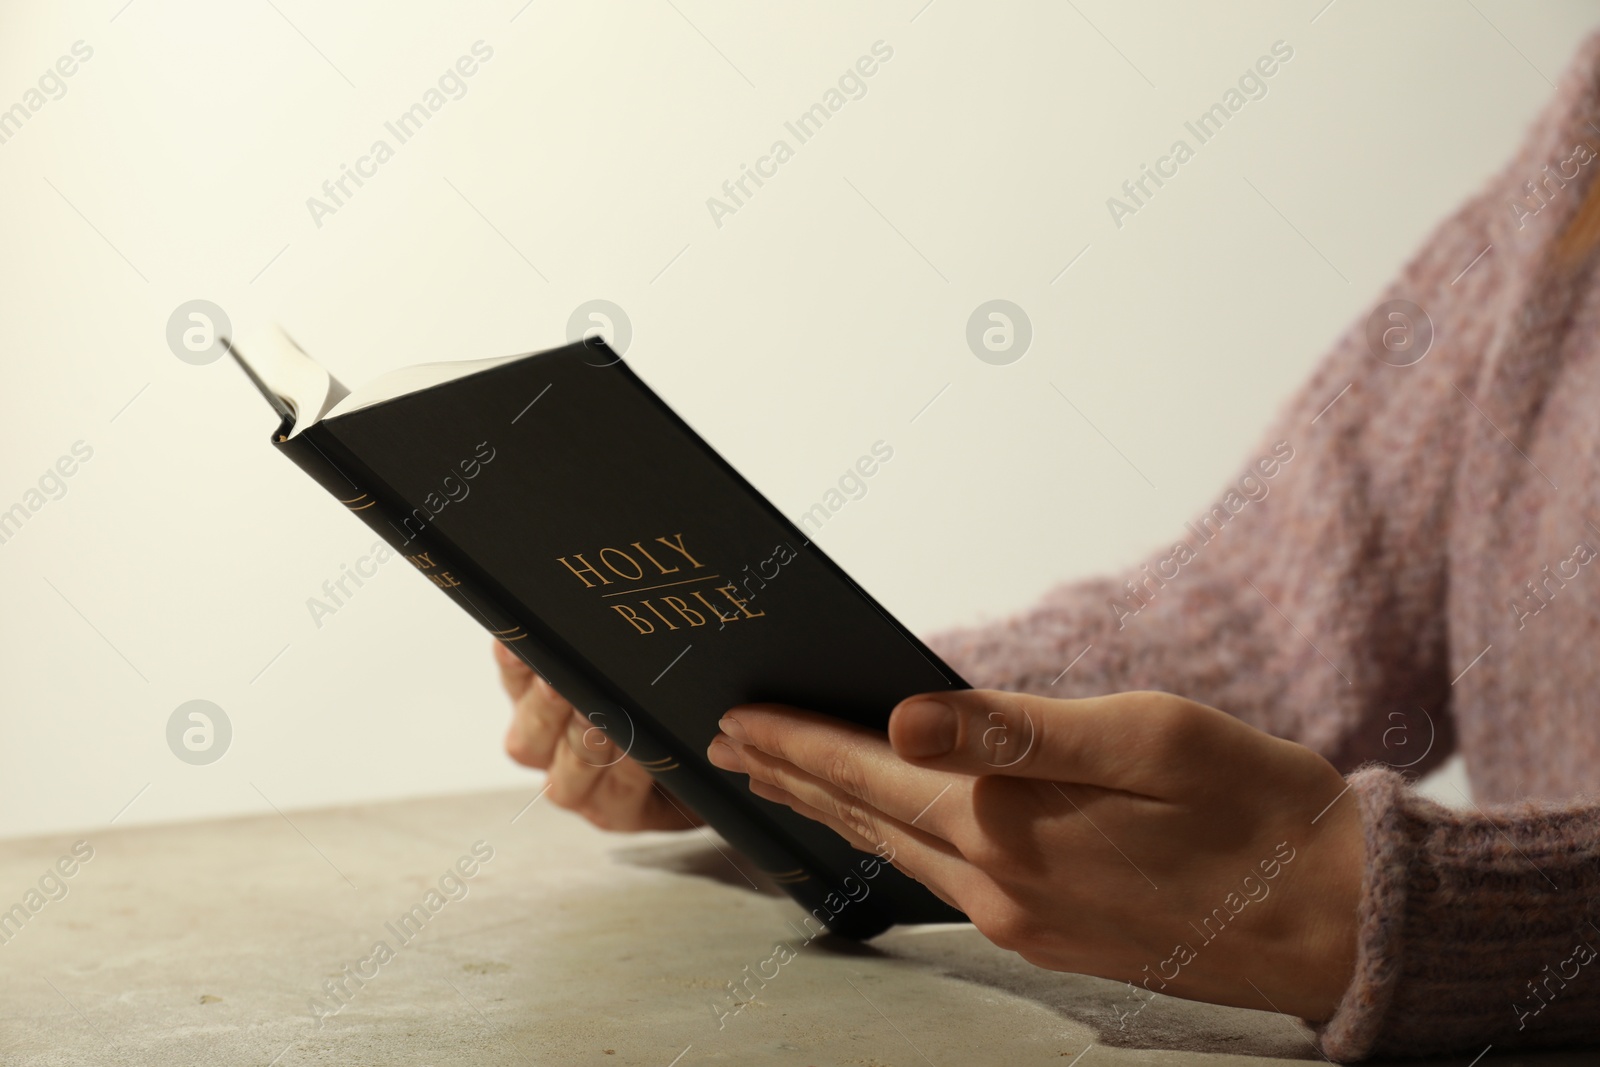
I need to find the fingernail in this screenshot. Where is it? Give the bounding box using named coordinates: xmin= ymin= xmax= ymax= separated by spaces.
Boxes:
xmin=718 ymin=715 xmax=750 ymax=745
xmin=707 ymin=736 xmax=745 ymax=772
xmin=896 ymin=698 xmax=957 ymax=758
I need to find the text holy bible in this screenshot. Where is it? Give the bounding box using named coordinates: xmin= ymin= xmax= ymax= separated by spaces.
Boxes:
xmin=229 ymin=331 xmax=967 ymax=938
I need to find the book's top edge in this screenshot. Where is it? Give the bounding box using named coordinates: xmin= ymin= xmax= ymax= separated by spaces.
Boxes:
xmin=316 ymin=338 xmax=625 ymax=429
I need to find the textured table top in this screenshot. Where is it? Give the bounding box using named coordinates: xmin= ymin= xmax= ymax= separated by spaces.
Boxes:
xmin=0 ymin=788 xmax=1590 ymax=1066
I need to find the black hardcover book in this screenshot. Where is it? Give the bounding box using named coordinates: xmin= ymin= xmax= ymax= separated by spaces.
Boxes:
xmin=228 ymin=330 xmax=968 ymax=938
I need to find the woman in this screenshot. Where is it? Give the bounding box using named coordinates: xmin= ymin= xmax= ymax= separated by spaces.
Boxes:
xmin=497 ymin=31 xmax=1600 ymax=1060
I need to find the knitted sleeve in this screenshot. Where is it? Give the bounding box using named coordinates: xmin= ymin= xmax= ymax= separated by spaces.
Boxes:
xmin=918 ymin=25 xmax=1600 ymax=1063
xmin=1316 ymin=767 xmax=1600 ymax=1059
xmin=920 ymin=34 xmax=1597 ymax=779
xmin=922 ymin=183 xmax=1495 ymax=772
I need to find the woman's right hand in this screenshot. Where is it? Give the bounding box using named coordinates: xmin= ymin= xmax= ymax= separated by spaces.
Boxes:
xmin=495 ymin=640 xmax=703 ymax=832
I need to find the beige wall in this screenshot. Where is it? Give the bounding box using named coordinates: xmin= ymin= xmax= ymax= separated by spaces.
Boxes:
xmin=2 ymin=0 xmax=1594 ymax=838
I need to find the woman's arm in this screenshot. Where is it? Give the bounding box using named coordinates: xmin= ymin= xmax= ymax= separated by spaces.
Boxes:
xmin=924 ymin=115 xmax=1517 ymax=778
xmin=915 ymin=28 xmax=1600 ymax=1060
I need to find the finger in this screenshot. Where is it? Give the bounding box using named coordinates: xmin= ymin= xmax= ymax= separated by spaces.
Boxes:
xmin=716 ymin=704 xmax=970 ymax=840
xmin=493 ymin=639 xmax=536 ymax=700
xmin=566 ymin=710 xmax=625 ymax=768
xmin=733 ymin=735 xmax=972 ymax=854
xmin=887 ymin=688 xmax=1242 ymax=795
xmin=546 ymin=714 xmax=613 ymax=810
xmin=581 ymin=759 xmax=699 ymax=831
xmin=743 ymin=772 xmax=971 ymax=911
xmin=503 ymin=675 xmax=575 ymax=770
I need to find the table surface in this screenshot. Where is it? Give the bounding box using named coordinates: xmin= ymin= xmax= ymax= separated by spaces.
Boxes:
xmin=0 ymin=788 xmax=1591 ymax=1066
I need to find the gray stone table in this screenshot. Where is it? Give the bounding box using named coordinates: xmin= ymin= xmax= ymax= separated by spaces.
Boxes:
xmin=0 ymin=789 xmax=1590 ymax=1065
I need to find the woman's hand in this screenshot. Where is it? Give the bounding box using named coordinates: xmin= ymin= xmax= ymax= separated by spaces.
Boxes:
xmin=706 ymin=688 xmax=1362 ymax=1021
xmin=496 ymin=641 xmax=701 ymax=832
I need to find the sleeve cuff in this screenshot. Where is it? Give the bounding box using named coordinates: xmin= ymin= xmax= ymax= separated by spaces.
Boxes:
xmin=1312 ymin=765 xmax=1600 ymax=1061
xmin=1313 ymin=766 xmax=1413 ymax=1060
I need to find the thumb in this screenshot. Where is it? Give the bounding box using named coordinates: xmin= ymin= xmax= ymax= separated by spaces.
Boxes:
xmin=887 ymin=688 xmax=1147 ymax=790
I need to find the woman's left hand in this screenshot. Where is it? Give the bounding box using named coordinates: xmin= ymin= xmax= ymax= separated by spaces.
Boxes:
xmin=706 ymin=688 xmax=1362 ymax=1021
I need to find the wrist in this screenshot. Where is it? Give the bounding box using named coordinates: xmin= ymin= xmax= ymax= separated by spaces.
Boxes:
xmin=1294 ymin=794 xmax=1364 ymax=1020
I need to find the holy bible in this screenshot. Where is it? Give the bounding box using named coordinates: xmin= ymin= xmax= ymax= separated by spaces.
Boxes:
xmin=228 ymin=330 xmax=968 ymax=938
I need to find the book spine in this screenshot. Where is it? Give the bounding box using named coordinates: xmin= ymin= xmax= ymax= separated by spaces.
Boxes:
xmin=274 ymin=422 xmax=895 ymax=938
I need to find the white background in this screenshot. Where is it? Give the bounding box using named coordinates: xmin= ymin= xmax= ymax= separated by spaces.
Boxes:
xmin=2 ymin=1 xmax=1595 ymax=840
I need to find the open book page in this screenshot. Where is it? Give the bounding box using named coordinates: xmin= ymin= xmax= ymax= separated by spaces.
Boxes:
xmin=228 ymin=326 xmax=520 ymax=437
xmin=323 ymin=352 xmax=523 ymax=421
xmin=226 ymin=328 xmax=349 ymax=438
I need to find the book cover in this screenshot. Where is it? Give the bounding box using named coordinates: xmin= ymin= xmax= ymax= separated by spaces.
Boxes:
xmin=247 ymin=336 xmax=969 ymax=938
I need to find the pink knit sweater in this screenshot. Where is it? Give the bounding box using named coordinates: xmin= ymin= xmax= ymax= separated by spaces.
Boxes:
xmin=922 ymin=32 xmax=1600 ymax=1061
